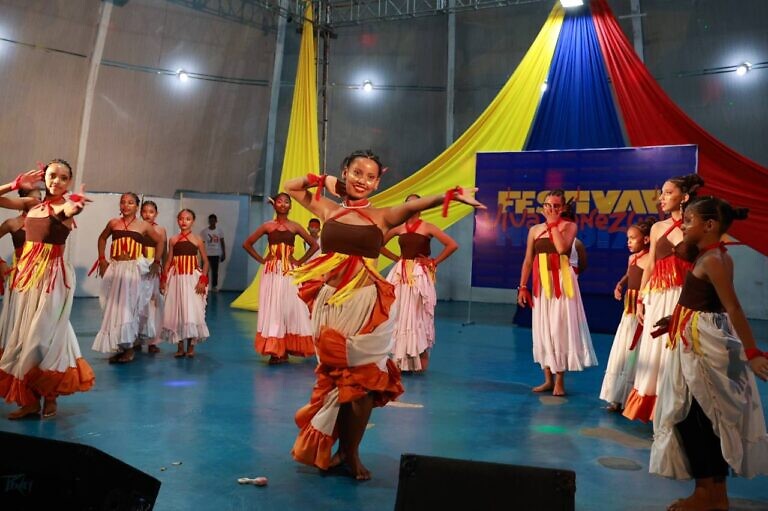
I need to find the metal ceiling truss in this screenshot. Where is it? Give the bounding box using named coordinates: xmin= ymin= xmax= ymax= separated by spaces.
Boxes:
xmin=165 ymin=0 xmax=547 ymax=28
xmin=326 ymin=0 xmax=546 ymax=27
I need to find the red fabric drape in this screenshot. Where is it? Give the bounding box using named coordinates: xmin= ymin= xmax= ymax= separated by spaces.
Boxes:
xmin=591 ymin=0 xmax=768 ymax=256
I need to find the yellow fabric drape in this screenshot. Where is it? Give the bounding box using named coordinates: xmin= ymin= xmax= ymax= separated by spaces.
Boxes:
xmin=372 ymin=5 xmax=564 ymax=267
xmin=232 ymin=5 xmax=319 ymax=311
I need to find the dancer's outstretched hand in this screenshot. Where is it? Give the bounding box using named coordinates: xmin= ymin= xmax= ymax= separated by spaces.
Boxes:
xmin=453 ymin=187 xmax=486 ymax=210
xmin=64 ymin=185 xmax=93 ymax=217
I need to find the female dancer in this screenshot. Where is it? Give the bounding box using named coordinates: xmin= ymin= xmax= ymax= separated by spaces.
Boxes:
xmin=92 ymin=193 xmax=165 ymax=363
xmin=517 ymin=189 xmax=597 ymax=396
xmin=624 ymin=174 xmax=703 ymax=422
xmin=0 ymin=187 xmax=42 ymax=355
xmin=599 ymin=218 xmax=655 ymax=411
xmin=650 ymin=196 xmax=768 ymax=511
xmin=285 ymin=149 xmax=484 ymax=480
xmin=380 ymin=193 xmax=458 ymax=372
xmin=160 ymin=209 xmax=209 ymax=358
xmin=242 ymin=193 xmax=318 ymax=364
xmin=0 ymin=162 xmax=94 ymax=419
xmin=137 ymin=200 xmax=166 ymax=354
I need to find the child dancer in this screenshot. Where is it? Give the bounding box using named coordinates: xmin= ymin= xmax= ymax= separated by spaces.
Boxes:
xmin=517 ymin=189 xmax=597 ymax=396
xmin=92 ymin=193 xmax=165 ymax=363
xmin=137 ymin=201 xmax=166 ymax=354
xmin=242 ymin=193 xmax=318 ymax=364
xmin=599 ymin=218 xmax=655 ymax=411
xmin=0 ymin=163 xmax=94 ymax=419
xmin=649 ymin=196 xmax=768 ymax=511
xmin=381 ymin=193 xmax=458 ymax=372
xmin=284 ymin=149 xmax=484 ymax=480
xmin=624 ymin=174 xmax=703 ymax=422
xmin=161 ymin=209 xmax=209 ymax=358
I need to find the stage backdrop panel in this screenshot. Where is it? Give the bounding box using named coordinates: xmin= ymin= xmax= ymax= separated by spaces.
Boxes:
xmin=472 ymin=145 xmax=697 ymax=332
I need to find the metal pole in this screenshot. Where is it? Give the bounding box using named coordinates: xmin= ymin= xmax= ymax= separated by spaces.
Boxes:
xmin=264 ymin=0 xmax=288 ymax=216
xmin=320 ymin=0 xmax=331 ymax=172
xmin=630 ymin=0 xmax=644 ymax=62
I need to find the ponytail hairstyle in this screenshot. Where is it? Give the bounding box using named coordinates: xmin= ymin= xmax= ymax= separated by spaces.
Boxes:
xmin=667 ymin=173 xmax=704 ymax=208
xmin=341 ymin=149 xmax=386 ymax=177
xmin=630 ymin=217 xmax=657 ymax=249
xmin=684 ymin=196 xmax=748 ymax=234
xmin=178 ymin=208 xmax=196 ymax=220
xmin=46 ymin=158 xmax=73 ymax=178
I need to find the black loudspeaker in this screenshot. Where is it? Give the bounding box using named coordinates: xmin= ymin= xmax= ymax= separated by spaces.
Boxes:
xmin=395 ymin=454 xmax=575 ymax=511
xmin=0 ymin=431 xmax=161 ymax=510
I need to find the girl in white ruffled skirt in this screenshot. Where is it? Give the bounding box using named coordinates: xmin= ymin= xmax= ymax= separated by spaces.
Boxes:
xmin=92 ymin=193 xmax=165 ymax=364
xmin=649 ymin=196 xmax=768 ymax=511
xmin=161 ymin=209 xmax=210 ymax=358
xmin=137 ymin=200 xmax=166 ymax=354
xmin=381 ymin=194 xmax=457 ymax=372
xmin=599 ymin=218 xmax=654 ymax=411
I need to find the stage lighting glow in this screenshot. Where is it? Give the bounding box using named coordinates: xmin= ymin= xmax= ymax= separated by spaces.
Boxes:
xmin=735 ymin=61 xmax=752 ymax=76
xmin=559 ymin=0 xmax=584 ymax=7
xmin=362 ymin=80 xmax=373 ymax=92
xmin=177 ymin=69 xmax=190 ymax=82
xmin=164 ymin=380 xmax=197 ymax=387
xmin=541 ymin=81 xmax=548 ymax=93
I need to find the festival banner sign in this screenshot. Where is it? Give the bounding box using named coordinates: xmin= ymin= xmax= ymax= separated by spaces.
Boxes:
xmin=472 ymin=146 xmax=697 ymax=295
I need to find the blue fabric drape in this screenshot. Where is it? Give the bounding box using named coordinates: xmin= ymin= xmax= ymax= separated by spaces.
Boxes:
xmin=525 ymin=7 xmax=625 ymax=150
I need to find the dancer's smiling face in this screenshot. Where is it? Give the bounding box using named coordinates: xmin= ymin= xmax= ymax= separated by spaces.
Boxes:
xmin=45 ymin=163 xmax=71 ymax=197
xmin=342 ymin=157 xmax=380 ymax=199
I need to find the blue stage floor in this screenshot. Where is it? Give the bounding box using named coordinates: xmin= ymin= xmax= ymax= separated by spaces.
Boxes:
xmin=1 ymin=294 xmax=767 ymax=511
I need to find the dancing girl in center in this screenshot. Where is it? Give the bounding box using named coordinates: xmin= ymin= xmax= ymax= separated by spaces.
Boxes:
xmin=284 ymin=150 xmax=485 ymax=480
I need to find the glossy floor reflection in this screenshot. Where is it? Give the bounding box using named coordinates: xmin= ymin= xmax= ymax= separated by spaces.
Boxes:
xmin=1 ymin=294 xmax=767 ymax=511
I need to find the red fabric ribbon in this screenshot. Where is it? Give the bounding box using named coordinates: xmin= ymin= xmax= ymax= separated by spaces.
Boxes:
xmin=442 ymin=186 xmax=463 ymax=217
xmin=306 ymin=173 xmax=327 ymax=201
xmin=746 ymin=348 xmax=767 ymax=361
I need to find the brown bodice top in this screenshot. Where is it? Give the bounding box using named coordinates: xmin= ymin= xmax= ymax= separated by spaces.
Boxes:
xmin=655 ymin=234 xmax=697 ymax=263
xmin=24 ymin=216 xmax=70 ymax=245
xmin=533 ymin=238 xmax=558 ymax=255
xmin=399 ymin=233 xmax=431 ymax=259
xmin=321 ymin=219 xmax=383 ymax=258
xmin=173 ymin=240 xmax=198 ymax=256
xmin=268 ymin=229 xmax=295 ymax=246
xmin=678 ymin=272 xmax=724 ymax=313
xmin=627 ymin=264 xmax=644 ymax=291
xmin=112 ymin=230 xmax=145 ymax=244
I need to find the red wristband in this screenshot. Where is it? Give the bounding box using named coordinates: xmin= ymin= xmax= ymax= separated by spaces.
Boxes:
xmin=442 ymin=186 xmax=463 ymax=217
xmin=10 ymin=174 xmax=25 ymax=191
xmin=746 ymin=348 xmax=767 ymax=361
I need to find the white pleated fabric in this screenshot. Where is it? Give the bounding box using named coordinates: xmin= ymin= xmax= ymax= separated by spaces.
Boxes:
xmin=161 ymin=269 xmax=209 ymax=344
xmin=386 ymin=260 xmax=436 ymax=371
xmin=599 ymin=312 xmax=640 ymax=405
xmin=631 ymin=287 xmax=681 ymax=402
xmin=531 ymin=266 xmax=597 ymax=372
xmin=92 ymin=259 xmax=149 ymax=353
xmin=650 ymin=312 xmax=768 ymax=479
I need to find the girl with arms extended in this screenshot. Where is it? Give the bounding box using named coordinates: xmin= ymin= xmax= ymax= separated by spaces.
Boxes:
xmin=284 ymin=150 xmax=484 ymax=480
xmin=0 ymin=163 xmax=94 ymax=419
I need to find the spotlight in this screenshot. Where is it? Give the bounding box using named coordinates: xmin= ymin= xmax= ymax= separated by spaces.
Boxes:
xmin=559 ymin=0 xmax=584 ymax=7
xmin=540 ymin=81 xmax=548 ymax=93
xmin=735 ymin=61 xmax=752 ymax=76
xmin=362 ymin=80 xmax=373 ymax=92
xmin=177 ymin=69 xmax=190 ymax=82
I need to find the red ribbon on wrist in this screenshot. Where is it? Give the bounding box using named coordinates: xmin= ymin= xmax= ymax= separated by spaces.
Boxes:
xmin=69 ymin=193 xmax=84 ymax=203
xmin=746 ymin=348 xmax=767 ymax=361
xmin=198 ymin=274 xmax=209 ymax=286
xmin=10 ymin=174 xmax=25 ymax=191
xmin=442 ymin=186 xmax=463 ymax=217
xmin=306 ymin=173 xmax=327 ymax=201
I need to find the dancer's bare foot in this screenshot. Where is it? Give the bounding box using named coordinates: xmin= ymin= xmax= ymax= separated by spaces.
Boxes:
xmin=346 ymin=453 xmax=371 ymax=481
xmin=148 ymin=345 xmax=160 ymax=354
xmin=116 ymin=348 xmax=135 ymax=363
xmin=667 ymin=485 xmax=728 ymax=511
xmin=185 ymin=348 xmax=195 ymax=358
xmin=42 ymin=398 xmax=57 ymax=418
xmin=328 ymin=450 xmax=346 ymax=468
xmin=8 ymin=404 xmax=41 ymax=420
xmin=174 ymin=350 xmax=185 ymax=358
xmin=606 ymin=402 xmax=622 ymax=412
xmin=108 ymin=352 xmax=122 ymax=364
xmin=268 ymin=355 xmax=288 ymax=365
xmin=532 ymin=382 xmax=554 ymax=393
xmin=552 ymin=384 xmax=566 ymax=397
